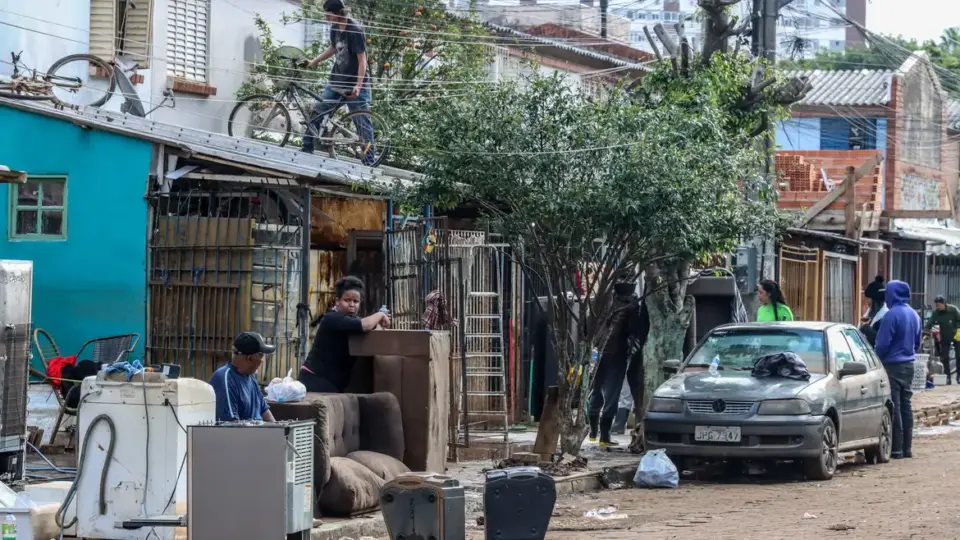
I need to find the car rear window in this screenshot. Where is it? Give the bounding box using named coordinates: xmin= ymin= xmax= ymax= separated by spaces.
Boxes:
xmin=685 ymin=329 xmax=826 ymax=374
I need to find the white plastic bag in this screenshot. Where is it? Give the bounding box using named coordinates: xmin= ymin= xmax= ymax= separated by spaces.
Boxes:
xmin=632 ymin=449 xmax=679 ymax=488
xmin=266 ymin=370 xmax=307 ymax=403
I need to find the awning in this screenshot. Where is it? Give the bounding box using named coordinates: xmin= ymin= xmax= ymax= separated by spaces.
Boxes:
xmin=891 ymin=218 xmax=960 ymax=256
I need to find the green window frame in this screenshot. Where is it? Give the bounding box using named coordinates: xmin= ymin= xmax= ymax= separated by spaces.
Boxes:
xmin=9 ymin=176 xmax=68 ymax=240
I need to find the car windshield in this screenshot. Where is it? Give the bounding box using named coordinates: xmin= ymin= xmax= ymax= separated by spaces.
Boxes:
xmin=684 ymin=328 xmax=827 ymax=374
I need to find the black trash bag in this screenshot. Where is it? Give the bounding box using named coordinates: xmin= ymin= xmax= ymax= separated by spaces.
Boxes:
xmin=751 ymin=352 xmax=811 ymax=381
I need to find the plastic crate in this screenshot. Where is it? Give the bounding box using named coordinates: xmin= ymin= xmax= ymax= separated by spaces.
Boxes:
xmin=912 ymin=354 xmax=929 ymax=391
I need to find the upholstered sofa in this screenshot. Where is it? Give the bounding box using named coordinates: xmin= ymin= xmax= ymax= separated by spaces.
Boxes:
xmin=270 ymin=392 xmax=411 ymax=516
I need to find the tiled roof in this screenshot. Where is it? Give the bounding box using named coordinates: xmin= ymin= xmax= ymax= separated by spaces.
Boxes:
xmin=484 ymin=23 xmax=649 ymax=70
xmin=948 ymin=99 xmax=960 ymax=133
xmin=782 ymin=69 xmax=894 ymax=107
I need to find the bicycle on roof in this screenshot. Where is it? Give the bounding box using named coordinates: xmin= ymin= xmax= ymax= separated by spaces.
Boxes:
xmin=227 ymin=46 xmax=391 ymax=168
xmin=0 ymin=51 xmax=174 ymax=115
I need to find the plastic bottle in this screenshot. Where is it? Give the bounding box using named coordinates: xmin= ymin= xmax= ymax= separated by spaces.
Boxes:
xmin=379 ymin=305 xmax=390 ymax=316
xmin=590 ymin=348 xmax=599 ymax=365
xmin=2 ymin=513 xmax=16 ymax=540
xmin=708 ymin=355 xmax=720 ymax=376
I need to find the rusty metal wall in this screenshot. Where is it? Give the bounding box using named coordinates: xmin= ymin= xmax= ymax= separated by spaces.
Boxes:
xmin=147 ymin=186 xmax=303 ymax=382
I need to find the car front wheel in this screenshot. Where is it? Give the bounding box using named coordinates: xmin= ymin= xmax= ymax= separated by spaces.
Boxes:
xmin=804 ymin=417 xmax=838 ymax=481
xmin=865 ymin=408 xmax=893 ymax=464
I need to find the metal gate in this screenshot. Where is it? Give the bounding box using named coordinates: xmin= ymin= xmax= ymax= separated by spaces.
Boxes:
xmin=892 ymin=249 xmax=929 ymax=309
xmin=147 ymin=186 xmax=304 ymax=382
xmin=779 ymin=245 xmax=821 ymax=321
xmin=823 ymin=252 xmax=859 ymax=324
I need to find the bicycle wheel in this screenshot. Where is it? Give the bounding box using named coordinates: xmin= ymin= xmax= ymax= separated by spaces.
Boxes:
xmin=324 ymin=109 xmax=391 ymax=167
xmin=228 ymin=94 xmax=293 ymax=147
xmin=45 ymin=54 xmax=116 ymax=108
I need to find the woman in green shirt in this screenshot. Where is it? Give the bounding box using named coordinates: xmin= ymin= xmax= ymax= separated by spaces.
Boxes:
xmin=757 ymin=279 xmax=794 ymax=322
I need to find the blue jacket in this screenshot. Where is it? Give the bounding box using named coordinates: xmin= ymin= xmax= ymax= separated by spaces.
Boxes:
xmin=874 ymin=280 xmax=922 ymax=364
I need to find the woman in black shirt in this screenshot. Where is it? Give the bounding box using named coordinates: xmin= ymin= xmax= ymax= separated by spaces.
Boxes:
xmin=299 ymin=276 xmax=389 ymax=392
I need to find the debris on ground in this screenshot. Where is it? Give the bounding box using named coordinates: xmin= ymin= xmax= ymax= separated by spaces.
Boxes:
xmin=487 ymin=452 xmax=589 ymax=477
xmin=827 ymin=524 xmax=857 ymax=531
xmin=583 ymin=506 xmax=628 ymax=520
xmin=802 ymin=512 xmax=818 ymax=519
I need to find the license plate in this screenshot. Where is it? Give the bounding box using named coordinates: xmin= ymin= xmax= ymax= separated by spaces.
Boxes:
xmin=694 ymin=426 xmax=741 ymax=443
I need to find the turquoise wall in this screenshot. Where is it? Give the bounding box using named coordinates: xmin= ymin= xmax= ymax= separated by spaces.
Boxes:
xmin=0 ymin=106 xmax=151 ymax=368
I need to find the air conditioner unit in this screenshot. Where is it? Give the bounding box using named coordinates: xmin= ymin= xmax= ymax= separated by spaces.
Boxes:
xmin=187 ymin=420 xmax=315 ymax=540
xmin=0 ymin=260 xmax=33 ymax=481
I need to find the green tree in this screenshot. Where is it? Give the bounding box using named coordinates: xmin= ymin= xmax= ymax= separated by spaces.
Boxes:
xmin=408 ymin=66 xmax=780 ymax=453
xmin=240 ymin=0 xmax=492 ymax=167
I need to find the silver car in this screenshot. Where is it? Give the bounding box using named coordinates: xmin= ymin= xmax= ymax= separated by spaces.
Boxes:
xmin=644 ymin=322 xmax=894 ymax=480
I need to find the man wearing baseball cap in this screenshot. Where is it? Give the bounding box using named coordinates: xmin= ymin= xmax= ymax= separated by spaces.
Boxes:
xmin=209 ymin=332 xmax=277 ymax=422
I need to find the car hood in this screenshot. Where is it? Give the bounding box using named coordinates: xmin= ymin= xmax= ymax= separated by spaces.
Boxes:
xmin=654 ymin=371 xmax=825 ymax=401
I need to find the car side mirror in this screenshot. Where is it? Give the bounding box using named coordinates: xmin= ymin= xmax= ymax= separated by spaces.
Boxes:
xmin=838 ymin=362 xmax=868 ymax=378
xmin=663 ymin=359 xmax=681 ymax=375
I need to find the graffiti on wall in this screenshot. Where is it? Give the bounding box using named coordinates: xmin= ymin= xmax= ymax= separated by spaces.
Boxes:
xmin=900 ymin=175 xmax=941 ymax=211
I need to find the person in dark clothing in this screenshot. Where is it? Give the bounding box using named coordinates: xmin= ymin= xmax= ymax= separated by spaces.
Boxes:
xmin=301 ymin=0 xmax=375 ymax=163
xmin=875 ymin=280 xmax=922 ymax=459
xmin=925 ymin=295 xmax=960 ymax=384
xmin=859 ymin=279 xmax=888 ymax=347
xmin=864 ymin=275 xmax=885 ymax=312
xmin=625 ymin=295 xmax=650 ymax=454
xmin=299 ymin=276 xmax=389 ymax=393
xmin=588 ymin=283 xmax=643 ymax=447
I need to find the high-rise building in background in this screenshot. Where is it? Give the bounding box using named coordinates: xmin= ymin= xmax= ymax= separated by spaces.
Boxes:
xmin=471 ymin=0 xmax=867 ymax=59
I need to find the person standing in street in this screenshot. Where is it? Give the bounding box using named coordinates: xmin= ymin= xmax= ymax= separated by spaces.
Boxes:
xmin=925 ymin=295 xmax=960 ymax=384
xmin=756 ymin=280 xmax=794 ymax=322
xmin=588 ymin=283 xmax=643 ymax=447
xmin=874 ymin=280 xmax=922 ymax=459
xmin=859 ymin=280 xmax=888 ymax=347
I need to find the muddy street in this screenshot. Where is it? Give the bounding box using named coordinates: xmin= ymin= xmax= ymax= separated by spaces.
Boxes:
xmin=467 ymin=425 xmax=960 ymax=539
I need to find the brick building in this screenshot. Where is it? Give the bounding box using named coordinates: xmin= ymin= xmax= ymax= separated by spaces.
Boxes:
xmin=775 ymin=52 xmax=959 ymax=318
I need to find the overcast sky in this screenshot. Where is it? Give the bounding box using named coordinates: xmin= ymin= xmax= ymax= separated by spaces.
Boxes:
xmin=866 ymin=0 xmax=958 ymax=42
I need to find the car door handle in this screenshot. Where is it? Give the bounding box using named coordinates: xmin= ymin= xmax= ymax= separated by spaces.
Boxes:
xmin=861 ymin=386 xmax=868 ymax=394
xmin=880 ymin=380 xmax=887 ymax=387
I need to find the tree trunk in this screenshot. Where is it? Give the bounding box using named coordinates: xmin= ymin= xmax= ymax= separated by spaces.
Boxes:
xmin=556 ymin=342 xmax=591 ymax=455
xmin=628 ymin=260 xmax=695 ymax=453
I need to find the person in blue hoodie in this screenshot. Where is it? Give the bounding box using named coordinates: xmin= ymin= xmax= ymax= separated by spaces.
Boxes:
xmin=874 ymin=280 xmax=922 ymax=459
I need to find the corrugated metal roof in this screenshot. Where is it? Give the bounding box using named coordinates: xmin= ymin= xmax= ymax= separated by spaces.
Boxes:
xmin=0 ymin=98 xmax=420 ymax=191
xmin=782 ymin=69 xmax=894 ymax=107
xmin=484 ymin=23 xmax=649 ymax=70
xmin=948 ymin=99 xmax=960 ymax=133
xmin=892 ymin=218 xmax=960 ymax=256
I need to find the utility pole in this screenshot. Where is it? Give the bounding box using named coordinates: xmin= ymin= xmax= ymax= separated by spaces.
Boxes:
xmin=749 ymin=0 xmax=791 ymax=281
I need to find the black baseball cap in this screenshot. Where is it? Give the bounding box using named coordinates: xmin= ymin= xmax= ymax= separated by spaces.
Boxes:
xmin=323 ymin=0 xmax=345 ymax=13
xmin=233 ymin=332 xmax=277 ymax=355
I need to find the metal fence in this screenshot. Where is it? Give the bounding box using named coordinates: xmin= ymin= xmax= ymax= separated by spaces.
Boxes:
xmin=891 ymin=249 xmax=960 ymax=312
xmin=892 ymin=249 xmax=929 ymax=310
xmin=146 ymin=186 xmax=305 ymax=382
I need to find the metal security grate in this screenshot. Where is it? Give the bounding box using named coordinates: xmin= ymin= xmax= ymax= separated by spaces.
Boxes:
xmin=291 ymin=424 xmax=313 ymax=485
xmin=686 ymin=400 xmax=754 ymax=415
